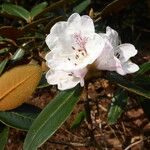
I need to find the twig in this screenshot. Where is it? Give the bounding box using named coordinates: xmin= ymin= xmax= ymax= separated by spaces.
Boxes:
xmin=124 ymin=139 xmax=143 ymax=150
xmin=48 ymin=140 xmax=89 ymax=147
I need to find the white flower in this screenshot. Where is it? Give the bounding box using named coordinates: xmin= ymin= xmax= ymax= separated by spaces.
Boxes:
xmin=45 ymin=13 xmax=139 ymax=90
xmin=95 ymin=27 xmax=139 ymax=75
xmin=45 ymin=13 xmax=105 ymax=71
xmin=46 ymin=68 xmax=87 ymax=90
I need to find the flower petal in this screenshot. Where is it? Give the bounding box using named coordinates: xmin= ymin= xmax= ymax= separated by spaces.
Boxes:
xmin=95 ymin=39 xmax=121 ymax=71
xmin=121 ymin=61 xmax=139 ymax=75
xmin=73 ymin=68 xmax=88 ymax=86
xmin=46 ymin=70 xmax=81 ymax=90
xmin=106 ymin=26 xmax=120 ymax=47
xmin=114 ymin=44 xmax=138 ymax=62
xmin=85 ymin=33 xmax=105 ymax=64
xmin=67 ymin=13 xmax=94 ymax=34
xmin=81 ymin=15 xmax=94 ymax=33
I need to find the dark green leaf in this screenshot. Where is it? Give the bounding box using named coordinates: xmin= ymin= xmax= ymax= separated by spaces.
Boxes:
xmin=108 ymin=89 xmax=128 ymax=125
xmin=71 ymin=111 xmax=86 ymax=129
xmin=0 ymin=59 xmax=8 ymax=75
xmin=107 ymin=72 xmax=150 ymax=99
xmin=0 ymin=104 xmax=41 ymax=131
xmin=33 ymin=0 xmax=67 ymax=20
xmin=0 ymin=124 xmax=9 ymax=150
xmin=136 ymin=61 xmax=150 ymax=76
xmin=30 ymin=2 xmax=48 ymax=19
xmin=73 ymin=0 xmax=91 ymax=13
xmin=37 ymin=73 xmax=49 ymax=89
xmin=23 ymin=85 xmax=82 ymax=150
xmin=1 ymin=4 xmax=30 ymax=22
xmin=134 ymin=76 xmax=150 ymax=86
xmin=140 ymin=97 xmax=150 ymax=121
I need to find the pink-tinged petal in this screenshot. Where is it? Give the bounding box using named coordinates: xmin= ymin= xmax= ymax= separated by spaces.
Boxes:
xmin=73 ymin=67 xmax=88 ymax=78
xmin=114 ymin=44 xmax=138 ymax=63
xmin=73 ymin=68 xmax=87 ymax=86
xmin=46 ymin=70 xmax=81 ymax=90
xmin=106 ymin=26 xmax=120 ymax=47
xmin=95 ymin=39 xmax=122 ymax=71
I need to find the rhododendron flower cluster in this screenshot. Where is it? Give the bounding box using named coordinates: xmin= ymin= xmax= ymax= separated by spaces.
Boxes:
xmin=45 ymin=13 xmax=139 ymax=90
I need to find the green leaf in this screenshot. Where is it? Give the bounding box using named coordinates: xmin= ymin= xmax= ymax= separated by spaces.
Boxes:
xmin=73 ymin=0 xmax=91 ymax=13
xmin=11 ymin=48 xmax=25 ymax=61
xmin=134 ymin=76 xmax=150 ymax=86
xmin=107 ymin=72 xmax=150 ymax=99
xmin=140 ymin=97 xmax=150 ymax=121
xmin=108 ymin=89 xmax=128 ymax=125
xmin=0 ymin=59 xmax=8 ymax=75
xmin=0 ymin=124 xmax=9 ymax=150
xmin=33 ymin=0 xmax=67 ymax=20
xmin=136 ymin=61 xmax=150 ymax=76
xmin=0 ymin=36 xmax=4 ymax=41
xmin=71 ymin=111 xmax=86 ymax=129
xmin=37 ymin=73 xmax=49 ymax=89
xmin=30 ymin=2 xmax=48 ymax=19
xmin=23 ymin=85 xmax=82 ymax=150
xmin=0 ymin=48 xmax=9 ymax=55
xmin=0 ymin=104 xmax=41 ymax=131
xmin=1 ymin=3 xmax=30 ymax=22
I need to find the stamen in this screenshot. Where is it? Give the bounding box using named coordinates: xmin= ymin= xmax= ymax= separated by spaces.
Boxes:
xmin=72 ymin=46 xmax=75 ymax=50
xmin=81 ymin=52 xmax=85 ymax=56
xmin=75 ymin=54 xmax=79 ymax=59
xmin=68 ymin=73 xmax=72 ymax=76
xmin=116 ymin=52 xmax=120 ymax=58
xmin=68 ymin=58 xmax=71 ymax=61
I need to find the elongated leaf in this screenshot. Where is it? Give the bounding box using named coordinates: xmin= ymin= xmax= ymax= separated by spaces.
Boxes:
xmin=136 ymin=61 xmax=150 ymax=76
xmin=0 ymin=65 xmax=42 ymax=111
xmin=140 ymin=97 xmax=150 ymax=121
xmin=33 ymin=0 xmax=67 ymax=20
xmin=108 ymin=89 xmax=128 ymax=124
xmin=1 ymin=4 xmax=30 ymax=22
xmin=0 ymin=104 xmax=41 ymax=131
xmin=0 ymin=59 xmax=8 ymax=75
xmin=11 ymin=48 xmax=25 ymax=61
xmin=37 ymin=73 xmax=49 ymax=89
xmin=0 ymin=48 xmax=9 ymax=55
xmin=71 ymin=111 xmax=86 ymax=129
xmin=134 ymin=76 xmax=150 ymax=86
xmin=107 ymin=72 xmax=150 ymax=99
xmin=30 ymin=2 xmax=48 ymax=19
xmin=73 ymin=0 xmax=91 ymax=13
xmin=0 ymin=124 xmax=9 ymax=150
xmin=23 ymin=85 xmax=82 ymax=150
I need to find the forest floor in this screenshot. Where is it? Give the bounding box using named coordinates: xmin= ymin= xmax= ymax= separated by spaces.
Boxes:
xmin=5 ymin=77 xmax=150 ymax=150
